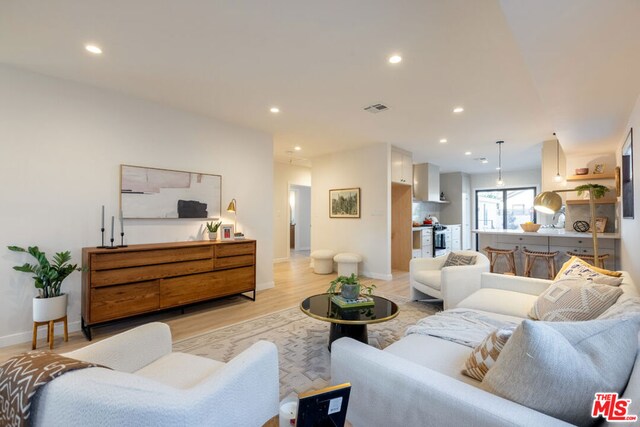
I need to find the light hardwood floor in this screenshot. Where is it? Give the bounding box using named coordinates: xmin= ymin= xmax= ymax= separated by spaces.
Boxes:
xmin=0 ymin=251 xmax=412 ymax=361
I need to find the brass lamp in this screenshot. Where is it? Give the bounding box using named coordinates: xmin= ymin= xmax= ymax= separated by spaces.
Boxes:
xmin=533 ymin=188 xmax=601 ymax=268
xmin=226 ymin=198 xmax=237 ymax=232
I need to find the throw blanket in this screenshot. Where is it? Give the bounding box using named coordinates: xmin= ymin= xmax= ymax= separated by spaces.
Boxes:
xmin=406 ymin=308 xmax=518 ymax=347
xmin=0 ymin=351 xmax=107 ymax=426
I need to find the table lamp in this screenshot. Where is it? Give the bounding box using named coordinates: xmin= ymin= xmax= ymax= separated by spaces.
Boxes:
xmin=227 ymin=198 xmax=237 ymax=232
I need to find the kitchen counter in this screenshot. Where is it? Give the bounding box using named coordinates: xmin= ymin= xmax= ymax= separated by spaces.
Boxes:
xmin=472 ymin=228 xmax=620 ymax=239
xmin=412 ymin=225 xmax=433 ymax=231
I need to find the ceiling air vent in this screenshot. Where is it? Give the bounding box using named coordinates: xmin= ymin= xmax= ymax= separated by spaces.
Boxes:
xmin=364 ymin=103 xmax=389 ymax=113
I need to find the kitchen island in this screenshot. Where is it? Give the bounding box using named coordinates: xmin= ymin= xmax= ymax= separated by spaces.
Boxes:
xmin=473 ymin=228 xmax=620 ymax=278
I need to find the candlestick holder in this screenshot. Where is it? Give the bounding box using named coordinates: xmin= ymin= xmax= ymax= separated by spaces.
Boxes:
xmin=104 ymin=237 xmax=118 ymax=250
xmin=97 ymin=227 xmax=108 ymax=249
xmin=118 ymin=232 xmax=128 ymax=248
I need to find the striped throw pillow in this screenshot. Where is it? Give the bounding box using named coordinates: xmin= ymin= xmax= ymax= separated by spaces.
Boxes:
xmin=442 ymin=252 xmax=476 ymax=267
xmin=462 ymin=326 xmax=515 ymax=381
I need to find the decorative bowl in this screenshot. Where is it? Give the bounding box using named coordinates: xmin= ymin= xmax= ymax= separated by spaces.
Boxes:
xmin=575 ymin=168 xmax=589 ymax=175
xmin=520 ymin=223 xmax=541 ymax=232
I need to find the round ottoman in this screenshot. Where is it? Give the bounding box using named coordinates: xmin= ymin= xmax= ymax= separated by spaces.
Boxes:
xmin=334 ymin=253 xmax=363 ymax=277
xmin=311 ymin=250 xmax=336 ymax=274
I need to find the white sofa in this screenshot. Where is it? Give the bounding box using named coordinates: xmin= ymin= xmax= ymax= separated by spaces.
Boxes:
xmin=31 ymin=322 xmax=279 ymax=427
xmin=332 ymin=272 xmax=639 ymax=426
xmin=410 ymin=250 xmax=490 ymax=309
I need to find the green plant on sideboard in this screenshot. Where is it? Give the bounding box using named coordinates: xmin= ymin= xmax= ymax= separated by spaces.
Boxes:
xmin=7 ymin=245 xmax=82 ymax=298
xmin=205 ymin=221 xmax=222 ymax=233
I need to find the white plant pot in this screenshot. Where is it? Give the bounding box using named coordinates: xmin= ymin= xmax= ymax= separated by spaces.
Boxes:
xmin=208 ymin=232 xmax=218 ymax=241
xmin=33 ymin=293 xmax=68 ymax=322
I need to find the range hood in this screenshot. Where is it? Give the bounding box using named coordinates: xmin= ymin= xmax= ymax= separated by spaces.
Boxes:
xmin=413 ymin=163 xmax=442 ymax=202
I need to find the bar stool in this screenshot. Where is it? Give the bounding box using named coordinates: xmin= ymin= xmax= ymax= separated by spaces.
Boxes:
xmin=484 ymin=246 xmax=518 ymax=275
xmin=32 ymin=315 xmax=68 ymax=350
xmin=566 ymin=251 xmax=610 ymax=269
xmin=522 ymin=247 xmax=559 ymax=280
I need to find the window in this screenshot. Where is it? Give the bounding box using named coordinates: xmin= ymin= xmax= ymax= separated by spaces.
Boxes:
xmin=475 ymin=187 xmax=537 ymax=231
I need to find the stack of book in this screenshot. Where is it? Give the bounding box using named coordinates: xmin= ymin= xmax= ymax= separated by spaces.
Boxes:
xmin=331 ymin=294 xmax=375 ymax=309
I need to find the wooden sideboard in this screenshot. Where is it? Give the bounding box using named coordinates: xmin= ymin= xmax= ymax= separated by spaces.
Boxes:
xmin=81 ymin=240 xmax=256 ymax=339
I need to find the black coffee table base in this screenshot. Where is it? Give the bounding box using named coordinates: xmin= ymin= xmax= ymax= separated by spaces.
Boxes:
xmin=329 ymin=323 xmax=368 ymax=351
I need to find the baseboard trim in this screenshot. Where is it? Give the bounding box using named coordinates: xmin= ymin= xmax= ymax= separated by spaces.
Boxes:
xmin=361 ymin=271 xmax=393 ymax=281
xmin=256 ymin=281 xmax=275 ymax=291
xmin=273 ymin=257 xmax=290 ymax=264
xmin=0 ymin=320 xmax=81 ymax=349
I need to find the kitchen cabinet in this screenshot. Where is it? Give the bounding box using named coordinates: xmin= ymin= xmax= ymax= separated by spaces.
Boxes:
xmin=447 ymin=225 xmax=461 ymax=251
xmin=412 ymin=227 xmax=433 ymax=258
xmin=413 ymin=163 xmax=441 ymax=202
xmin=439 ymin=173 xmax=472 ymax=250
xmin=391 ymin=149 xmax=413 ymax=185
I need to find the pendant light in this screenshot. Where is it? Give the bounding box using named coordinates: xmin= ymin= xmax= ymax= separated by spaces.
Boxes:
xmin=496 ymin=140 xmax=505 ymax=187
xmin=553 ymin=132 xmax=563 ymax=183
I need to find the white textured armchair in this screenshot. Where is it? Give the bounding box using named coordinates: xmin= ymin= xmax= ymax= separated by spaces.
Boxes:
xmin=31 ymin=322 xmax=279 ymax=427
xmin=410 ymin=251 xmax=490 ymax=310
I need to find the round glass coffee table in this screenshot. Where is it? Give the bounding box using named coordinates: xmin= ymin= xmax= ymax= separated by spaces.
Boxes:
xmin=300 ymin=293 xmax=399 ymax=350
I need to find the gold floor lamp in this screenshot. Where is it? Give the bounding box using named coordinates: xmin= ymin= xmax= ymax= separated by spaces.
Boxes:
xmin=533 ymin=184 xmax=609 ymax=268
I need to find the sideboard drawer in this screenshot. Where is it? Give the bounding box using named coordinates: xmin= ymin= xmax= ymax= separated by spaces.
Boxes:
xmin=216 ymin=242 xmax=255 ymax=257
xmin=90 ymin=280 xmax=159 ymax=323
xmin=91 ymin=246 xmax=213 ymax=271
xmin=215 ymin=254 xmax=254 ymax=270
xmin=91 ymin=259 xmax=213 ymax=287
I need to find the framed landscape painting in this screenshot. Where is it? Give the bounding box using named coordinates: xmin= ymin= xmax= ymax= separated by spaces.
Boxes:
xmin=329 ymin=188 xmax=360 ymax=218
xmin=120 ymin=165 xmax=222 ymax=219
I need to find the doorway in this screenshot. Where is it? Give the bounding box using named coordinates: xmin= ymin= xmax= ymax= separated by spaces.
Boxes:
xmin=289 ymin=184 xmax=311 ymax=252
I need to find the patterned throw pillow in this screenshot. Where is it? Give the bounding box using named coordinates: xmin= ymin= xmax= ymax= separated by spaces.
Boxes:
xmin=555 ymin=256 xmax=623 ymax=286
xmin=442 ymin=252 xmax=477 ymax=267
xmin=529 ymin=277 xmax=623 ymax=321
xmin=462 ymin=326 xmax=515 ymax=381
xmin=598 ymin=297 xmax=640 ymax=320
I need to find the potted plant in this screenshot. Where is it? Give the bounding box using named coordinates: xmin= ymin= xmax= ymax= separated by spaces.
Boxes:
xmin=8 ymin=245 xmax=82 ymax=322
xmin=327 ymin=273 xmax=376 ymax=300
xmin=205 ymin=221 xmax=222 ymax=240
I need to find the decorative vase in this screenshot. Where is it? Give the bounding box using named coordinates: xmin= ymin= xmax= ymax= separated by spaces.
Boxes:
xmin=208 ymin=232 xmax=217 ymax=241
xmin=341 ymin=284 xmax=360 ymax=300
xmin=33 ymin=293 xmax=68 ymax=322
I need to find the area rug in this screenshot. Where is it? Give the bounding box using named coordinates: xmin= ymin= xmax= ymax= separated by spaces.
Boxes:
xmin=173 ymin=295 xmax=440 ymax=398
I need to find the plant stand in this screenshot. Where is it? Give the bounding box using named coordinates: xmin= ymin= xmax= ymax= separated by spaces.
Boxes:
xmin=32 ymin=315 xmax=68 ymax=350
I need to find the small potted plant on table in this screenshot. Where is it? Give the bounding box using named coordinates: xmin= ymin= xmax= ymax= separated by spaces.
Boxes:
xmin=327 ymin=273 xmax=376 ymax=300
xmin=205 ymin=221 xmax=222 ymax=241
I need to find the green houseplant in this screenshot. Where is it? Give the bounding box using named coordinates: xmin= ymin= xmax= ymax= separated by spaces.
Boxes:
xmin=327 ymin=274 xmax=376 ymax=300
xmin=8 ymin=245 xmax=82 ymax=322
xmin=205 ymin=221 xmax=222 ymax=240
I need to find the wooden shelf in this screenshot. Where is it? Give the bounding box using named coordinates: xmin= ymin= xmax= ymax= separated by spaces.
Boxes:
xmin=566 ymin=173 xmax=615 ymax=181
xmin=565 ymin=199 xmax=617 ymax=205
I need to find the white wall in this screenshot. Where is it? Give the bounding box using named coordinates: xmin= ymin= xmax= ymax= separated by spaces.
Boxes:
xmin=273 ymin=162 xmax=311 ymax=261
xmin=311 ymin=143 xmax=391 ymax=280
xmin=619 ymin=93 xmax=640 ymax=283
xmin=292 ymin=185 xmax=311 ymax=250
xmin=0 ymin=65 xmax=274 ymax=347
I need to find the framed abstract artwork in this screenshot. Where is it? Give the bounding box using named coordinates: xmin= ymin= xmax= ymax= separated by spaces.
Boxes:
xmin=120 ymin=165 xmax=221 ymax=219
xmin=220 ymin=224 xmax=235 ymax=240
xmin=329 ymin=188 xmax=360 ymax=218
xmin=622 ymin=128 xmax=634 ymax=219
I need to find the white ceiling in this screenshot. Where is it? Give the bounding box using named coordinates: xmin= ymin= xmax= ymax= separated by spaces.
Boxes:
xmin=1 ymin=0 xmax=638 ymax=173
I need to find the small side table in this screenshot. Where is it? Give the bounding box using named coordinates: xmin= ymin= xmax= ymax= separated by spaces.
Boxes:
xmin=32 ymin=315 xmax=68 ymax=350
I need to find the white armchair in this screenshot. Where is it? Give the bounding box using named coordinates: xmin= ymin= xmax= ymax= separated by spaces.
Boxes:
xmin=410 ymin=250 xmax=490 ymax=310
xmin=31 ymin=322 xmax=279 ymax=427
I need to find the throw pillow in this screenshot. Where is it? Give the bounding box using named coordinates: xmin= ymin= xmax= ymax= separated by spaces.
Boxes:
xmin=528 ymin=277 xmax=622 ymax=321
xmin=555 ymin=256 xmax=623 ymax=286
xmin=598 ymin=297 xmax=640 ymax=320
xmin=442 ymin=252 xmax=476 ymax=267
xmin=482 ymin=318 xmax=640 ymax=426
xmin=461 ymin=326 xmax=515 ymax=381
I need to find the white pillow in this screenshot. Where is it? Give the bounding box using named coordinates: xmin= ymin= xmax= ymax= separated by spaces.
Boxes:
xmin=482 ymin=318 xmax=640 ymax=426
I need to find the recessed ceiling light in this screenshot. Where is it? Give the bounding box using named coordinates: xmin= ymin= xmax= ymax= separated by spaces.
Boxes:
xmin=270 ymin=107 xmax=280 ymax=113
xmin=388 ymin=55 xmax=402 ymax=64
xmin=496 ymin=167 xmax=501 ymax=170
xmin=294 ymin=146 xmax=301 ymax=151
xmin=439 ymin=139 xmax=447 ymax=144
xmin=453 ymin=107 xmax=464 ymax=113
xmin=464 ymin=151 xmax=472 ymax=156
xmin=481 ymin=158 xmax=489 ymax=164
xmin=85 ymin=44 xmax=102 ymax=55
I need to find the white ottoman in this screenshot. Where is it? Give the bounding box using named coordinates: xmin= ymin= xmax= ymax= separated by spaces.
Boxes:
xmin=311 ymin=250 xmax=336 ymax=274
xmin=334 ymin=253 xmax=363 ymax=277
